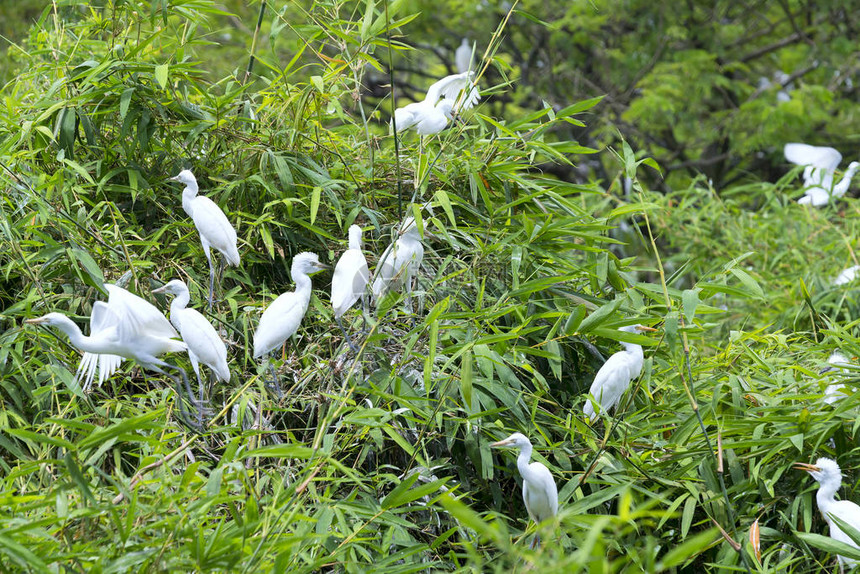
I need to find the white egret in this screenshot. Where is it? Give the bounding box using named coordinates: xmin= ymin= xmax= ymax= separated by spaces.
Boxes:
xmin=784 ymin=144 xmax=860 ymax=207
xmin=253 ymin=253 xmax=329 ymax=392
xmin=455 ymin=38 xmax=474 ymax=74
xmin=25 ymin=284 xmax=201 ymax=427
xmin=795 ymin=458 xmax=860 ymax=570
xmin=491 ymin=432 xmax=559 ymax=548
xmin=171 ymin=169 xmax=241 ymax=308
xmin=331 ymin=225 xmax=370 ymax=352
xmin=153 ymin=279 xmax=230 ymax=410
xmin=393 ymin=71 xmax=480 ymax=136
xmin=835 ymin=266 xmax=860 ymax=287
xmin=822 ymin=351 xmax=852 ymax=405
xmin=371 ymin=218 xmax=425 ymax=309
xmin=584 ymin=324 xmax=656 ymax=422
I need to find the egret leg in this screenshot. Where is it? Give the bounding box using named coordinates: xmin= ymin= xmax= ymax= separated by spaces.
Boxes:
xmin=264 ymin=358 xmax=283 ymax=398
xmin=360 ymin=294 xmax=369 ymax=335
xmin=530 ymin=532 xmax=541 ymax=550
xmin=158 ymin=363 xmax=203 ymax=432
xmin=207 ymin=258 xmax=216 ymax=311
xmin=336 ymin=316 xmax=358 ymax=353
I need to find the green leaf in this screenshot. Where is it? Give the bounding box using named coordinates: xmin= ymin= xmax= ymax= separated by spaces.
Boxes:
xmin=657 ymin=527 xmax=718 ymax=569
xmin=0 ymin=534 xmax=50 ymax=574
xmin=154 ymin=63 xmax=168 ymax=89
xmin=310 ymin=186 xmax=321 ymax=225
xmin=64 ymin=452 xmax=96 ymax=505
xmin=564 ymin=304 xmax=586 ymax=335
xmin=796 ymin=531 xmax=860 ymax=561
xmin=682 ymin=288 xmax=700 ymax=323
xmin=578 ymin=298 xmax=622 ymax=333
xmin=460 ymin=349 xmax=473 ymax=410
xmin=729 ymin=268 xmax=765 ymax=299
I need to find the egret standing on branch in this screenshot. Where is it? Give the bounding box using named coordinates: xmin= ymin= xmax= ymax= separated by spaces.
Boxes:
xmin=584 ymin=324 xmax=656 ymax=422
xmin=25 ymin=283 xmax=201 ymax=427
xmin=254 ymin=253 xmax=330 ymax=390
xmin=331 ymin=225 xmax=370 ymax=352
xmin=795 ymin=458 xmax=860 ymax=571
xmin=171 ymin=170 xmax=240 ymax=308
xmin=371 ymin=218 xmax=425 ymax=310
xmin=393 ymin=71 xmax=480 ymax=136
xmin=491 ymin=432 xmax=559 ymax=548
xmin=784 ymin=143 xmax=860 ymax=207
xmin=153 ymin=279 xmax=230 ymax=411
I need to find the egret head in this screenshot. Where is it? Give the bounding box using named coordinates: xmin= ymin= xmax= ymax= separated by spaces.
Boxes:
xmin=152 ymin=279 xmax=189 ymax=297
xmin=491 ymin=432 xmax=532 ymax=450
xmin=25 ymin=312 xmax=69 ymax=327
xmin=347 ymin=225 xmax=363 ymax=249
xmin=170 ymin=169 xmax=197 ymax=186
xmin=794 ymin=457 xmax=842 ymax=485
xmin=848 ymin=161 xmax=860 ymax=173
xmin=291 ymin=252 xmax=330 ymax=278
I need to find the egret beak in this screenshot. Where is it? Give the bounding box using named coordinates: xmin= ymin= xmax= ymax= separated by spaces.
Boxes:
xmin=315 ymin=263 xmax=332 ymax=271
xmin=169 ymin=174 xmax=182 ymax=182
xmin=636 ymin=325 xmax=658 ymax=332
xmin=490 ymin=439 xmax=513 ymax=448
xmin=793 ymin=462 xmax=820 ymax=473
xmin=152 ymin=285 xmax=168 ymax=295
xmin=819 ymin=366 xmax=836 ymax=375
xmin=24 ymin=317 xmax=46 ymax=325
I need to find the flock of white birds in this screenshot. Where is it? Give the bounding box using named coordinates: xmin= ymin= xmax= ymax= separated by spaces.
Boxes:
xmin=22 ymin=54 xmax=860 ymax=556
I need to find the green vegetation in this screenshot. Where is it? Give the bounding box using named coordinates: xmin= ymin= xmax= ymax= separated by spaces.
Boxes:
xmin=1 ymin=0 xmax=860 ymax=572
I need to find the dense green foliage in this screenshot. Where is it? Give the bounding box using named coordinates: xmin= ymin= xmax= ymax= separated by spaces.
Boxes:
xmin=2 ymin=1 xmax=860 ymax=572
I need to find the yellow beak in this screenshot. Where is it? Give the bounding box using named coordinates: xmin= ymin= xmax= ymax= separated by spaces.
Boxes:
xmin=793 ymin=462 xmax=820 ymax=473
xmin=490 ymin=439 xmax=513 ymax=448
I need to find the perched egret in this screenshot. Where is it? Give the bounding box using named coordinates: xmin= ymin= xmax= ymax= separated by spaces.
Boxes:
xmin=822 ymin=351 xmax=852 ymax=405
xmin=491 ymin=432 xmax=559 ymax=548
xmin=171 ymin=169 xmax=241 ymax=308
xmin=253 ymin=253 xmax=329 ymax=392
xmin=393 ymin=71 xmax=480 ymax=136
xmin=835 ymin=266 xmax=860 ymax=287
xmin=371 ymin=218 xmax=425 ymax=309
xmin=584 ymin=324 xmax=656 ymax=422
xmin=784 ymin=144 xmax=860 ymax=207
xmin=331 ymin=225 xmax=370 ymax=352
xmin=153 ymin=279 xmax=230 ymax=409
xmin=455 ymin=38 xmax=474 ymax=74
xmin=795 ymin=458 xmax=860 ymax=570
xmin=25 ymin=284 xmax=200 ymax=426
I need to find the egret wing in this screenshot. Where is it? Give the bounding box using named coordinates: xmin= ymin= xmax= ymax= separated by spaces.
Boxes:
xmin=77 ymin=300 xmax=125 ymax=389
xmin=586 ymin=351 xmax=636 ymax=417
xmin=191 ymin=197 xmax=240 ymax=265
xmin=105 ymin=284 xmax=179 ymax=343
xmin=522 ymin=462 xmax=558 ymax=523
xmin=426 ymin=72 xmax=480 ymax=111
xmin=253 ymin=291 xmax=309 ymax=358
xmin=393 ymin=103 xmax=422 ymax=132
xmin=784 ymin=143 xmax=842 ymax=170
xmin=175 ymin=307 xmax=230 ymax=382
xmin=332 ymin=249 xmax=369 ymax=317
xmin=371 ymin=242 xmax=397 ymax=301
